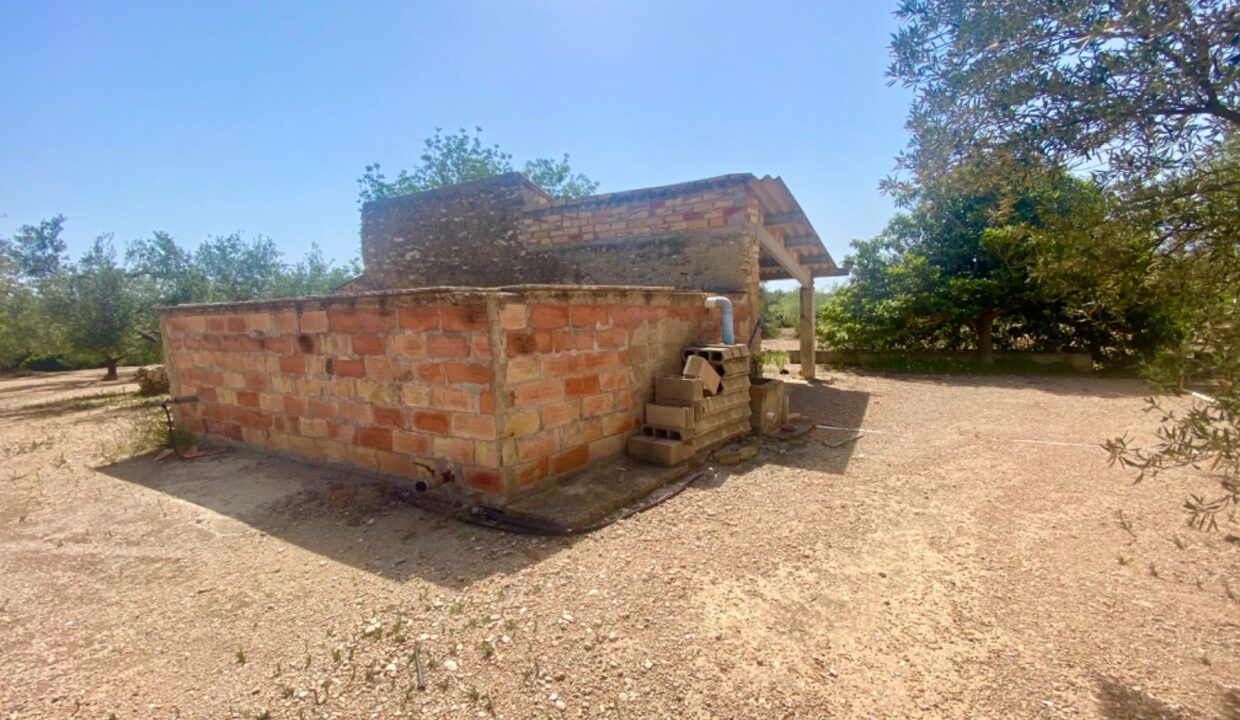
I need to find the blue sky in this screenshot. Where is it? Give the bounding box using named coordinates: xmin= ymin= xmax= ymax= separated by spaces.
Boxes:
xmin=0 ymin=1 xmax=911 ymax=290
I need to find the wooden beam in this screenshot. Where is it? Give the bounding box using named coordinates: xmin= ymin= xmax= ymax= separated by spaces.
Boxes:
xmin=763 ymin=211 xmax=807 ymax=227
xmin=783 ymin=235 xmax=818 ymax=248
xmin=800 ymin=284 xmax=816 ymax=380
xmin=760 ymin=255 xmax=832 ymax=269
xmin=750 ymin=222 xmax=812 ymax=287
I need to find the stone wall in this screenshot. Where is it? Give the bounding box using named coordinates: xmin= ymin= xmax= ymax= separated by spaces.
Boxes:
xmin=160 ymin=286 xmax=720 ymax=503
xmin=357 ymin=175 xmax=763 ymax=348
xmin=359 ymin=173 xmax=552 ymax=290
xmin=357 ymin=174 xmax=763 ymax=299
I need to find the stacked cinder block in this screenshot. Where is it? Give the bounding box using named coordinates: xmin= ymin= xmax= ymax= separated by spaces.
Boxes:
xmin=627 ymin=344 xmax=752 ymax=466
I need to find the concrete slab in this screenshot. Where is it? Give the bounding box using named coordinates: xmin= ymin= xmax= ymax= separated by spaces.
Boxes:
xmin=498 ymin=453 xmax=692 ymax=531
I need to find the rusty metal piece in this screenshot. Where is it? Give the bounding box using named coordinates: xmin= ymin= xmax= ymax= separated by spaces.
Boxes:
xmin=413 ymin=643 xmax=426 ymax=691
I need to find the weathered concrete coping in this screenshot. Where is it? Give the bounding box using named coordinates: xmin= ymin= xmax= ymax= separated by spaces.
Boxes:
xmin=158 ymin=284 xmax=711 ymax=317
xmin=524 ymin=174 xmax=752 ymax=216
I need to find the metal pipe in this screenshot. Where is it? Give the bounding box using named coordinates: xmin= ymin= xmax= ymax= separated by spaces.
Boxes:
xmin=414 ymin=466 xmax=451 ymax=493
xmin=413 ymin=643 xmax=426 ymax=691
xmin=704 ymin=296 xmax=734 ymax=344
xmin=414 ymin=475 xmax=444 ymax=493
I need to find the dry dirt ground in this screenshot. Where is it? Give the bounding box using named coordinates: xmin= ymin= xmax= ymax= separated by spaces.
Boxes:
xmin=1 ymin=367 xmax=1237 ymax=720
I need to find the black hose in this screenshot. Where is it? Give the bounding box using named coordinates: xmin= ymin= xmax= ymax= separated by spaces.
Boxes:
xmin=159 ymin=395 xmax=199 ymax=459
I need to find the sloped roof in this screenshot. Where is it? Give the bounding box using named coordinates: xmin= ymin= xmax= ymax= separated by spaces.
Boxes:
xmin=528 ymin=172 xmax=844 ymax=280
xmin=747 ymin=175 xmax=846 ymax=280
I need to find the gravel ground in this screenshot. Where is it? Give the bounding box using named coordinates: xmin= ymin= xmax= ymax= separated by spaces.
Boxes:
xmin=0 ymin=367 xmax=1237 ymax=719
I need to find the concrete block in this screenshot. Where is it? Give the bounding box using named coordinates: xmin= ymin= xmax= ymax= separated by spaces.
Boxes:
xmin=688 ymin=418 xmax=752 ymax=451
xmin=645 ymin=403 xmax=695 ymax=430
xmin=749 ymin=378 xmax=785 ymax=435
xmin=627 ymin=435 xmax=692 ymax=466
xmin=696 ymin=389 xmax=750 ymax=421
xmin=655 ymin=376 xmax=702 ymax=407
xmin=693 ymin=403 xmax=751 ymax=435
xmin=717 ymin=356 xmax=751 ymax=377
xmin=717 ymin=375 xmax=750 ymax=397
xmin=682 ymin=344 xmax=750 ymax=362
xmin=639 ymin=425 xmax=690 ymax=442
xmin=683 ymin=356 xmax=722 ymax=396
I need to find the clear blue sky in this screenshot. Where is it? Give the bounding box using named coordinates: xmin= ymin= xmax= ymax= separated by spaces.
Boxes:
xmin=0 ymin=1 xmax=911 ymax=291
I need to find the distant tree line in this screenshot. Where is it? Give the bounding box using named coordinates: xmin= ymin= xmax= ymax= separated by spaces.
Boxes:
xmin=0 ymin=218 xmax=358 ymax=377
xmin=759 ymin=288 xmax=832 ymax=339
xmin=0 ymin=126 xmax=596 ymax=381
xmin=817 ymin=166 xmax=1186 ymax=369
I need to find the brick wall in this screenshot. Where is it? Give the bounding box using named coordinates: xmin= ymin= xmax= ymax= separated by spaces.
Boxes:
xmin=489 ymin=289 xmax=716 ymax=494
xmin=162 ymin=291 xmax=503 ymax=495
xmin=520 ymin=176 xmax=762 ymax=246
xmin=161 ymin=286 xmax=721 ymax=504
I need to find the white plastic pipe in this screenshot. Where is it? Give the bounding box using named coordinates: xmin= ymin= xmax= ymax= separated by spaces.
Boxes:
xmin=704 ymin=296 xmax=734 ymax=344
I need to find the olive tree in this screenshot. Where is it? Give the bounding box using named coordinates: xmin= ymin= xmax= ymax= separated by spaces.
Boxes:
xmin=358 ymin=126 xmax=598 ymax=203
xmin=889 ymin=0 xmax=1239 ymax=526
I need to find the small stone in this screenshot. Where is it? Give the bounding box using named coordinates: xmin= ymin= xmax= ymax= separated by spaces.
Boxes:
xmin=714 ymin=445 xmax=758 ymax=465
xmin=443 ymin=659 xmax=459 ymax=672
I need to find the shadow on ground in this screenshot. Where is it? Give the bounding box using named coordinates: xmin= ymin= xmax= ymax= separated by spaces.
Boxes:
xmin=1095 ymin=676 xmax=1238 ymax=720
xmin=768 ymin=379 xmax=870 ymax=475
xmin=0 ymin=371 xmax=130 ymax=398
xmin=97 ymin=450 xmax=566 ymax=587
xmin=694 ymin=378 xmax=871 ymax=491
xmin=843 ymin=368 xmax=1152 ymax=400
xmin=0 ymin=390 xmax=139 ymax=422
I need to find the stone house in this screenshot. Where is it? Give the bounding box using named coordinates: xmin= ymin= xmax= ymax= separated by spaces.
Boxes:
xmin=160 ymin=173 xmax=840 ymax=505
xmin=351 ymin=172 xmax=843 ymax=373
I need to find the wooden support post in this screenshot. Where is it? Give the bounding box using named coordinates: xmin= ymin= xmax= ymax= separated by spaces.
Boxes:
xmin=799 ymin=283 xmax=815 ymax=380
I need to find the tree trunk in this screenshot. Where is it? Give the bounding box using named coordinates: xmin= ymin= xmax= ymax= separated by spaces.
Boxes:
xmin=103 ymin=357 xmax=119 ymax=381
xmin=975 ymin=309 xmax=995 ymax=365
